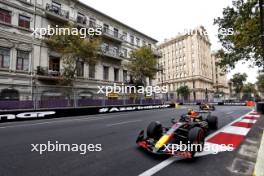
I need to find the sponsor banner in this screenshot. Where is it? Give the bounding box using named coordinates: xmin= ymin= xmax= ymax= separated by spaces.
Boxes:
xmin=99 ymin=105 xmax=170 ymax=113
xmin=0 ymin=111 xmax=56 ymax=121
xmin=0 ymin=104 xmax=172 ymax=122
xmin=179 ymin=102 xmax=246 ymax=106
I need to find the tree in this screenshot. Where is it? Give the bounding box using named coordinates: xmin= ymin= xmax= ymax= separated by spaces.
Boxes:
xmin=230 ymin=73 xmax=248 ymax=98
xmin=214 ymin=0 xmax=263 ymax=71
xmin=256 ymin=73 xmax=264 ymax=92
xmin=242 ymin=83 xmax=257 ymax=100
xmin=44 ymin=24 xmax=101 ymax=85
xmin=177 ymin=86 xmax=190 ymax=101
xmin=127 ymin=46 xmax=159 ymax=86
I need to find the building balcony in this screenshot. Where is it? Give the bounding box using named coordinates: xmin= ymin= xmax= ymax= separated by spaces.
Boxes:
xmin=101 ymin=47 xmax=122 ymax=60
xmin=152 ymin=49 xmax=162 ymax=58
xmin=36 ymin=66 xmax=61 ymax=81
xmin=45 ymin=3 xmax=69 ymax=22
xmin=213 ymin=83 xmax=228 ymax=88
xmin=101 ymin=28 xmax=123 ymax=43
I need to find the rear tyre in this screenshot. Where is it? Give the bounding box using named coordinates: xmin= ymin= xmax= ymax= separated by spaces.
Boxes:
xmin=207 ymin=115 xmax=218 ymax=130
xmin=188 ymin=127 xmax=205 ymax=156
xmin=147 ymin=121 xmax=163 ymax=140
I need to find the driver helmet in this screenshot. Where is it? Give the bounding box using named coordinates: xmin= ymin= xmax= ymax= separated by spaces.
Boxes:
xmin=187 ymin=109 xmax=193 ymax=115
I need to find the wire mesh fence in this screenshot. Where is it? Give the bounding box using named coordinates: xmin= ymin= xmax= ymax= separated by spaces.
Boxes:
xmin=0 ymin=84 xmax=164 ymax=110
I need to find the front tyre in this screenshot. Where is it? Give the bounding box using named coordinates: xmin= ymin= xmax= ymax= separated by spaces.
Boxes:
xmin=147 ymin=121 xmax=163 ymax=140
xmin=207 ymin=115 xmax=218 ymax=130
xmin=188 ymin=127 xmax=205 ymax=156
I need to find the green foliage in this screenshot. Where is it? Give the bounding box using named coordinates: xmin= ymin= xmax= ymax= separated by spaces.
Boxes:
xmin=230 ymin=73 xmax=248 ymax=95
xmin=177 ymin=85 xmax=190 ymax=100
xmin=256 ymin=73 xmax=264 ymax=92
xmin=242 ymin=83 xmax=257 ymax=100
xmin=44 ymin=24 xmax=101 ymax=85
xmin=127 ymin=46 xmax=158 ymax=86
xmin=214 ymin=0 xmax=263 ymax=70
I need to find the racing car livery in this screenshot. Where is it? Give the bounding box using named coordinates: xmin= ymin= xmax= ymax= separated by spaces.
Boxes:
xmin=136 ymin=111 xmax=218 ymax=158
xmin=199 ymin=103 xmax=215 ymax=111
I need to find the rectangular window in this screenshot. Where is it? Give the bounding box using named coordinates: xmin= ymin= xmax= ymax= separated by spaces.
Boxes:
xmin=114 ymin=68 xmax=119 ymax=82
xmin=148 ymin=43 xmax=152 ymax=49
xmin=114 ymin=28 xmax=119 ymax=38
xmin=103 ymin=24 xmax=109 ymax=33
xmin=0 ymin=47 xmax=10 ymax=68
xmin=19 ymin=15 xmax=30 ymax=29
xmin=122 ymin=32 xmax=127 ymax=41
xmin=76 ymin=61 xmax=84 ymax=77
xmin=102 ymin=43 xmax=109 ymax=52
xmin=16 ymin=50 xmax=29 ymax=71
xmin=0 ymin=9 xmax=11 ymax=24
xmin=89 ymin=64 xmax=95 ymax=79
xmin=51 ymin=1 xmax=61 ymax=13
xmin=103 ymin=66 xmax=109 ymax=80
xmin=123 ymin=70 xmax=127 ymax=82
xmin=113 ymin=47 xmax=119 ymax=56
xmin=89 ymin=17 xmax=96 ymax=27
xmin=77 ymin=13 xmax=86 ymax=24
xmin=130 ymin=35 xmax=134 ymax=45
xmin=122 ymin=48 xmax=128 ymax=58
xmin=142 ymin=40 xmax=146 ymax=46
xmin=49 ymin=57 xmax=60 ymax=71
xmin=136 ymin=38 xmax=140 ymax=46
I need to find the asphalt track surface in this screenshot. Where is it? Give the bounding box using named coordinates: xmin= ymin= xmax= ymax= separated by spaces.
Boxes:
xmin=0 ymin=106 xmax=253 ymax=176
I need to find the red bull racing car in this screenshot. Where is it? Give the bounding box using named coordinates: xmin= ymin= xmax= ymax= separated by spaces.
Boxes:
xmin=136 ymin=110 xmax=218 ymax=158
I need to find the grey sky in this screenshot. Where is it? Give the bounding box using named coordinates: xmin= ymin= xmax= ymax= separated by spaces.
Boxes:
xmin=80 ymin=0 xmax=260 ymax=83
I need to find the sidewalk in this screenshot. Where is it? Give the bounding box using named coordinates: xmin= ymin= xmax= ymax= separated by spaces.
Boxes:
xmin=253 ymin=126 xmax=264 ymax=176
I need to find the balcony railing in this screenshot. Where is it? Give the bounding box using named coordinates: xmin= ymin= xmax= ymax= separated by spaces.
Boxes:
xmin=36 ymin=66 xmax=61 ymax=77
xmin=46 ymin=3 xmax=69 ymax=19
xmin=101 ymin=28 xmax=123 ymax=42
xmin=101 ymin=46 xmax=122 ymax=59
xmin=152 ymin=49 xmax=162 ymax=58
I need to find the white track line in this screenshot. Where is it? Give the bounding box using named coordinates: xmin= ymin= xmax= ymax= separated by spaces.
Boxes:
xmin=0 ymin=112 xmax=143 ymax=129
xmin=106 ymin=120 xmax=142 ymax=127
xmin=226 ymin=112 xmax=233 ymax=115
xmin=138 ymin=157 xmax=182 ymax=176
xmin=138 ymin=110 xmax=254 ymax=176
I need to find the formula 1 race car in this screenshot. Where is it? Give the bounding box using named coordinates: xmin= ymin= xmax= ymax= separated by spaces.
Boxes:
xmin=199 ymin=103 xmax=215 ymax=111
xmin=136 ymin=111 xmax=218 ymax=158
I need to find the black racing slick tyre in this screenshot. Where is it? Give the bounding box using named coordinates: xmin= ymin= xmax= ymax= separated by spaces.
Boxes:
xmin=207 ymin=115 xmax=218 ymax=130
xmin=188 ymin=127 xmax=205 ymax=155
xmin=147 ymin=121 xmax=163 ymax=140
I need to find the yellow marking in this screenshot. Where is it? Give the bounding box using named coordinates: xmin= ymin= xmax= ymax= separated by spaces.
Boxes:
xmin=155 ymin=135 xmax=170 ymax=149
